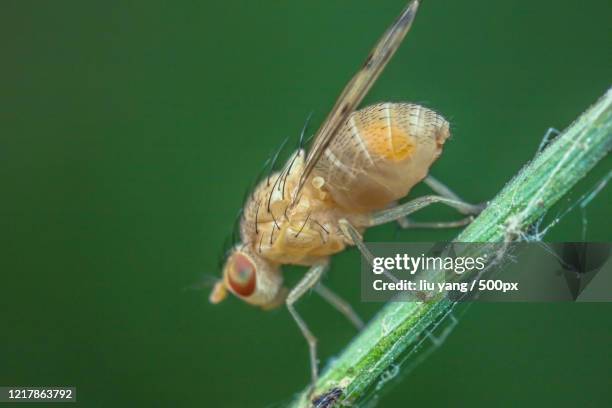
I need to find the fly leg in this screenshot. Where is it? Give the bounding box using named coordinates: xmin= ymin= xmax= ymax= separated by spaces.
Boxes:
xmin=397 ymin=216 xmax=474 ymax=229
xmin=315 ymin=283 xmax=364 ymax=329
xmin=423 ymin=175 xmax=474 ymax=212
xmin=338 ymin=219 xmax=399 ymax=284
xmin=286 ymin=261 xmax=328 ymax=388
xmin=338 ymin=219 xmax=376 ymax=265
xmin=394 ymin=175 xmax=485 ymax=229
xmin=370 ymin=195 xmax=483 ymax=228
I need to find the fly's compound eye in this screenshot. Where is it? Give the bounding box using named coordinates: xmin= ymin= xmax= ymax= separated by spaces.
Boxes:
xmin=227 ymin=253 xmax=256 ymax=297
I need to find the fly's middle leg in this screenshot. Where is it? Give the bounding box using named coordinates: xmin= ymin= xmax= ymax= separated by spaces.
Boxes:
xmin=286 ymin=261 xmax=328 ymax=389
xmin=338 ymin=219 xmax=399 ymax=284
xmin=315 ymin=283 xmax=364 ymax=329
xmin=338 ymin=219 xmax=375 ymax=265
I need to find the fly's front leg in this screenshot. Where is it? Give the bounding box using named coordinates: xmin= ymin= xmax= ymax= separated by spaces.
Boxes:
xmin=286 ymin=261 xmax=328 ymax=388
xmin=370 ymin=195 xmax=483 ymax=228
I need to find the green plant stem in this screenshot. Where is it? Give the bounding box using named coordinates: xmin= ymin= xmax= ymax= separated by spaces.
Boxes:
xmin=291 ymin=87 xmax=612 ymax=407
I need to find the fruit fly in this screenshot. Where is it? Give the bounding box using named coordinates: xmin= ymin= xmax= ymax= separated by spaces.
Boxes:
xmin=209 ymin=0 xmax=482 ymax=387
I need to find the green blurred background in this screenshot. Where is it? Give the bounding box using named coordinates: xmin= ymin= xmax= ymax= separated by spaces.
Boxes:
xmin=1 ymin=0 xmax=611 ymax=407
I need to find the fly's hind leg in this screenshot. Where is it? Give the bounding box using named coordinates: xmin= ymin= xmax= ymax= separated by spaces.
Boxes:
xmin=370 ymin=195 xmax=482 ymax=228
xmin=393 ymin=175 xmax=486 ymax=229
xmin=397 ymin=216 xmax=474 ymax=229
xmin=286 ymin=261 xmax=328 ymax=388
xmin=423 ymin=175 xmax=470 ymax=209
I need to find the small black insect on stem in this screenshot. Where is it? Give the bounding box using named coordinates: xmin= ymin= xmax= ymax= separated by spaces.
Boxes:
xmin=311 ymin=387 xmax=343 ymax=408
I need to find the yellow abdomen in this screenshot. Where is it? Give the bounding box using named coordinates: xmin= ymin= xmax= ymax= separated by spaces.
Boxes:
xmin=313 ymin=102 xmax=450 ymax=212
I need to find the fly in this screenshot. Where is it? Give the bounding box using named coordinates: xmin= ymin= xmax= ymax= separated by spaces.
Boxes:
xmin=209 ymin=0 xmax=483 ymax=389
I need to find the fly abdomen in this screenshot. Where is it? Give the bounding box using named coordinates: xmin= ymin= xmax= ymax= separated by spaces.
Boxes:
xmin=313 ymin=102 xmax=450 ymax=212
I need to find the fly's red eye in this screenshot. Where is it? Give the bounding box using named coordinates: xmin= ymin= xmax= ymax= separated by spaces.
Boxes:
xmin=227 ymin=253 xmax=256 ymax=297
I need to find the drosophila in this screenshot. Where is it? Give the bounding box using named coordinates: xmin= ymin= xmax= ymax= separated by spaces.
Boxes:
xmin=209 ymin=0 xmax=482 ymax=387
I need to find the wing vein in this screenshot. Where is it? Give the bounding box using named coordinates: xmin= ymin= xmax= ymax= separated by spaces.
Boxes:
xmin=292 ymin=0 xmax=421 ymax=203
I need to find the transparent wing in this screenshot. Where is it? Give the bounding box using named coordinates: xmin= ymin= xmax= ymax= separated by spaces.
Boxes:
xmin=294 ymin=0 xmax=421 ymax=201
